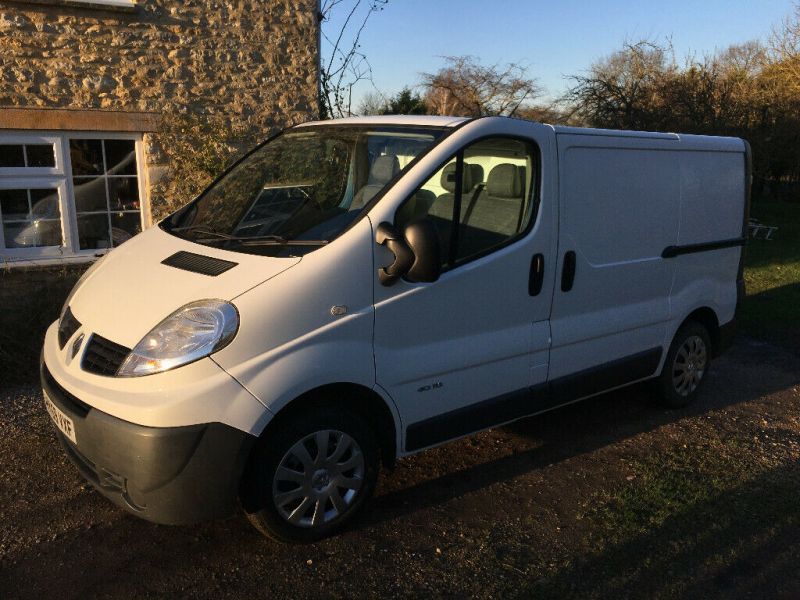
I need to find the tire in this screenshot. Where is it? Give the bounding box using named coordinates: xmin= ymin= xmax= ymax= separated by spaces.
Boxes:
xmin=656 ymin=321 xmax=712 ymax=408
xmin=240 ymin=406 xmax=380 ymax=543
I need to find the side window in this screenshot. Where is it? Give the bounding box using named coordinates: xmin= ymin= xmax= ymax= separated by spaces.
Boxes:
xmin=396 ymin=137 xmax=537 ymax=268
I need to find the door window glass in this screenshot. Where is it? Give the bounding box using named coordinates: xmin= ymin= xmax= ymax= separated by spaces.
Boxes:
xmin=396 ymin=137 xmax=538 ymax=268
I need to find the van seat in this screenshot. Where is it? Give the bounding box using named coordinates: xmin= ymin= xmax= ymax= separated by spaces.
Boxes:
xmin=458 ymin=163 xmax=526 ymax=258
xmin=352 ymin=155 xmax=400 ymax=209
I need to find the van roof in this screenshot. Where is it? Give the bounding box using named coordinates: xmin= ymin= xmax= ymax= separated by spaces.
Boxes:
xmin=553 ymin=125 xmax=745 ymax=151
xmin=295 ymin=115 xmax=471 ymax=128
xmin=552 ymin=125 xmax=680 ymax=140
xmin=295 ymin=116 xmax=745 ymax=151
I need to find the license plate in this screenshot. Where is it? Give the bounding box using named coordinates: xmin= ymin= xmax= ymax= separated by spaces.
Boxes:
xmin=44 ymin=391 xmax=77 ymax=444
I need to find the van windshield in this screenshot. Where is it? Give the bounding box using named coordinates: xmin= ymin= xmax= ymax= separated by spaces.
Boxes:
xmin=162 ymin=126 xmax=446 ymax=256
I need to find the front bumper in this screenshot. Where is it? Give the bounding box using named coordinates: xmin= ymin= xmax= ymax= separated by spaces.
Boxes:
xmin=41 ymin=360 xmax=257 ymax=525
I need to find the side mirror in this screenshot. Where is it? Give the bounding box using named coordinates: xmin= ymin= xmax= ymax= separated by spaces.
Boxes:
xmin=376 ymin=220 xmax=441 ymax=286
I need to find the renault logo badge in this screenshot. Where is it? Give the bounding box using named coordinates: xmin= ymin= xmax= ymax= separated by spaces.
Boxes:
xmin=71 ymin=333 xmax=85 ymax=360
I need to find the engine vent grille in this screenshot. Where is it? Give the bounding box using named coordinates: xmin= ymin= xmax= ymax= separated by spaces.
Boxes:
xmin=82 ymin=334 xmax=130 ymax=377
xmin=161 ymin=251 xmax=238 ymax=276
xmin=57 ymin=307 xmax=81 ymax=349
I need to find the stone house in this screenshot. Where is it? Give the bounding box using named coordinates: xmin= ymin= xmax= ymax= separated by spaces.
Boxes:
xmin=0 ymin=0 xmax=320 ymax=268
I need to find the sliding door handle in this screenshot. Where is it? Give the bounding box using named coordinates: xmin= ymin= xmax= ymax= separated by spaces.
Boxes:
xmin=529 ymin=253 xmax=544 ymax=296
xmin=561 ymin=251 xmax=576 ymax=292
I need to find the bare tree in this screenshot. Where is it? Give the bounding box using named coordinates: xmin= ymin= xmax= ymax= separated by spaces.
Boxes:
xmin=563 ymin=30 xmax=800 ymax=201
xmin=357 ymin=90 xmax=389 ymax=115
xmin=319 ymin=0 xmax=388 ymax=119
xmin=770 ymin=2 xmax=800 ymax=93
xmin=515 ymin=103 xmax=573 ymax=125
xmin=563 ymin=40 xmax=674 ymax=130
xmin=421 ymin=56 xmax=541 ymax=117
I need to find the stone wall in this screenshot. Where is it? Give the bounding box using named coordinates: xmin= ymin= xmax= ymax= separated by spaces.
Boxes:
xmin=0 ymin=0 xmax=320 ymax=216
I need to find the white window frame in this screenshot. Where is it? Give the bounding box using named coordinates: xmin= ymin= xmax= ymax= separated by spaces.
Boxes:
xmin=0 ymin=178 xmax=71 ymax=260
xmin=0 ymin=133 xmax=64 ymax=177
xmin=0 ymin=130 xmax=148 ymax=267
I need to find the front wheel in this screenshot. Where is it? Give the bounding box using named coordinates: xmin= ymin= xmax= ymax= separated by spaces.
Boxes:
xmin=656 ymin=321 xmax=712 ymax=408
xmin=241 ymin=407 xmax=379 ymax=543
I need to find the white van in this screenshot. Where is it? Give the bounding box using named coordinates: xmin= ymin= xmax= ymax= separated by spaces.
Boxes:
xmin=41 ymin=116 xmax=750 ymax=542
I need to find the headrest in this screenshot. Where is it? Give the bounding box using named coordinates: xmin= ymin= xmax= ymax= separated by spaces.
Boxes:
xmin=486 ymin=164 xmax=524 ymax=198
xmin=467 ymin=164 xmax=484 ymax=189
xmin=368 ymin=155 xmax=400 ymax=185
xmin=440 ymin=162 xmax=483 ymax=193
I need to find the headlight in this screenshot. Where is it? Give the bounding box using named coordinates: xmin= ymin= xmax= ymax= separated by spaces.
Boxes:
xmin=116 ymin=299 xmax=239 ymax=377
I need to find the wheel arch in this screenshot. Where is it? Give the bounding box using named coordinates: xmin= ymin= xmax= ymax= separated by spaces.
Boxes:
xmin=680 ymin=306 xmax=722 ymax=356
xmin=255 ymin=382 xmax=399 ymax=468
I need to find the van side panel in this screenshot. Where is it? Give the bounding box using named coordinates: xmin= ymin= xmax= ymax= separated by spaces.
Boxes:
xmin=549 ymin=136 xmax=680 ymax=380
xmin=667 ymin=147 xmax=746 ymax=333
xmin=678 ymin=150 xmax=745 ymax=246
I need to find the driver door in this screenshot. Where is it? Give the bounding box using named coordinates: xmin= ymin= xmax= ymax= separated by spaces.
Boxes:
xmin=371 ymin=129 xmax=557 ymax=451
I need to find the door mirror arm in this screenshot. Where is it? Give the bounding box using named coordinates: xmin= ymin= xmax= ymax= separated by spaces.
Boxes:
xmin=376 ymin=220 xmax=442 ymax=286
xmin=376 ymin=222 xmax=415 ymax=286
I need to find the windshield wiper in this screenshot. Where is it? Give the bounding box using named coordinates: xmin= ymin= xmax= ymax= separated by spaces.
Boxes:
xmin=199 ymin=234 xmax=328 ymax=247
xmin=237 ymin=235 xmax=328 ymax=247
xmin=171 ymin=226 xmax=327 ymax=247
xmin=169 ymin=225 xmax=234 ymax=239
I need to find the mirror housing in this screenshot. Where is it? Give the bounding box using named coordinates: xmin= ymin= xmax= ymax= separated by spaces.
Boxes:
xmin=403 ymin=219 xmax=441 ymax=283
xmin=376 ymin=220 xmax=441 ymax=286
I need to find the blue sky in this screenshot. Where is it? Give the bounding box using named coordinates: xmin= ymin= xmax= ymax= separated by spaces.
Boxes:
xmin=325 ymin=0 xmax=796 ymax=107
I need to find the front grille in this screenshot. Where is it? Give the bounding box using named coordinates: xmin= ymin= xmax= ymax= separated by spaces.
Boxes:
xmin=82 ymin=334 xmax=130 ymax=376
xmin=57 ymin=307 xmax=81 ymax=349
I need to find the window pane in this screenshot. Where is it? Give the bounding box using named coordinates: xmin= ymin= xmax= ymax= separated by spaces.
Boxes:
xmin=29 ymin=189 xmax=61 ymax=219
xmin=73 ymin=177 xmax=109 ymax=212
xmin=25 ymin=144 xmax=56 ymax=168
xmin=70 ymin=139 xmax=104 ymax=175
xmin=1 ymin=187 xmax=63 ymax=249
xmin=104 ymin=140 xmax=137 ymax=175
xmin=3 ymin=220 xmax=62 ymax=248
xmin=108 ymin=177 xmax=139 ymax=210
xmin=77 ymin=214 xmax=111 ymax=250
xmin=0 ymin=145 xmax=25 ymax=168
xmin=0 ymin=189 xmax=29 ymax=220
xmin=111 ymin=212 xmax=141 ymax=246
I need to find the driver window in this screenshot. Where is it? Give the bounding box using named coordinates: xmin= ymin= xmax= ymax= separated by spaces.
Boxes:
xmin=395 ymin=137 xmax=537 ymax=268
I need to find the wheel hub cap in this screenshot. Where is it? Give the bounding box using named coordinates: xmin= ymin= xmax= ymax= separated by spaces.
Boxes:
xmin=272 ymin=429 xmax=365 ymax=528
xmin=672 ymin=334 xmax=708 ymax=397
xmin=312 ymin=469 xmax=331 ymax=491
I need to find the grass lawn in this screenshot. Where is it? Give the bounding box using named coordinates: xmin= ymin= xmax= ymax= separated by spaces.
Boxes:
xmin=740 ymin=201 xmax=800 ymax=353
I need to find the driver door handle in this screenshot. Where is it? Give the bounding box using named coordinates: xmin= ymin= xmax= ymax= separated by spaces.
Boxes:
xmin=529 ymin=253 xmax=544 ymax=296
xmin=561 ymin=251 xmax=576 ymax=292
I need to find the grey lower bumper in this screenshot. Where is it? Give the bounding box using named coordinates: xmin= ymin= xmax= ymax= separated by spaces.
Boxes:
xmin=41 ymin=360 xmax=256 ymax=525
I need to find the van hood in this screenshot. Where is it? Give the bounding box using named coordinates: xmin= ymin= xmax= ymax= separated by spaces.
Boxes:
xmin=68 ymin=226 xmax=301 ymax=348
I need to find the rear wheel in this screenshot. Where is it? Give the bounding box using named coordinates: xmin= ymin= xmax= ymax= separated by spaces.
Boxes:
xmin=241 ymin=407 xmax=379 ymax=543
xmin=657 ymin=321 xmax=712 ymax=408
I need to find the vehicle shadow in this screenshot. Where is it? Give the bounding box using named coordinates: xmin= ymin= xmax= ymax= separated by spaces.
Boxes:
xmin=517 ymin=461 xmax=800 ymax=600
xmin=358 ymin=338 xmax=800 ymax=529
xmin=739 ymin=281 xmax=800 ymax=355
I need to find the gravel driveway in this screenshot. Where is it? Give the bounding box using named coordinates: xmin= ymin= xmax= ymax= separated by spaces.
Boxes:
xmin=1 ymin=339 xmax=798 ymax=600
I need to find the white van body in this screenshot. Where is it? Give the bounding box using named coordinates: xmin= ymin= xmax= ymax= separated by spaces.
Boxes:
xmin=41 ymin=116 xmax=749 ymax=537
